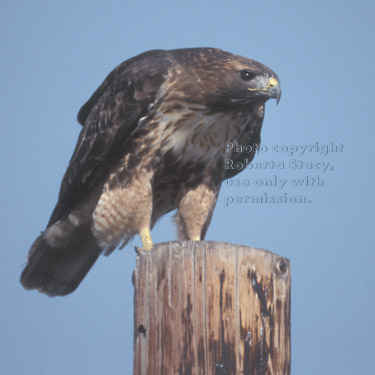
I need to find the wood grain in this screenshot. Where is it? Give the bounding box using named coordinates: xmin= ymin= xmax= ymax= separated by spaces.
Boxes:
xmin=133 ymin=241 xmax=290 ymax=375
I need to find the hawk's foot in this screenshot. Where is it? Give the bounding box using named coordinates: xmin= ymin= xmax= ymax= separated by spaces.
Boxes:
xmin=140 ymin=227 xmax=153 ymax=251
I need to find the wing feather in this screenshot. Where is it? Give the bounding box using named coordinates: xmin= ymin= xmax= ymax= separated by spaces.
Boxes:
xmin=48 ymin=50 xmax=171 ymax=226
xmin=224 ymin=110 xmax=263 ymax=180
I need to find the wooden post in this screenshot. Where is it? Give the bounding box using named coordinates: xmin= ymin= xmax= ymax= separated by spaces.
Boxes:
xmin=133 ymin=241 xmax=291 ymax=375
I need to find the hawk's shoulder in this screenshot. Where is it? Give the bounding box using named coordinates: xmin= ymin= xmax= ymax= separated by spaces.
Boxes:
xmin=77 ymin=49 xmax=170 ymax=125
xmin=49 ymin=50 xmax=172 ymax=226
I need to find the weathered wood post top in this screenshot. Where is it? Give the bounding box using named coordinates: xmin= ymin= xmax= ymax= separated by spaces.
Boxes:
xmin=133 ymin=241 xmax=291 ymax=375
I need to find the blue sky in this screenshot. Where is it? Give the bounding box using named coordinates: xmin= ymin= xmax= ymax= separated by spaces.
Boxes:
xmin=1 ymin=1 xmax=375 ymax=374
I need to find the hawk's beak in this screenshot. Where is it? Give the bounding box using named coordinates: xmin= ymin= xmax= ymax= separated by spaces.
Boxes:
xmin=248 ymin=76 xmax=281 ymax=104
xmin=268 ymin=77 xmax=281 ymax=104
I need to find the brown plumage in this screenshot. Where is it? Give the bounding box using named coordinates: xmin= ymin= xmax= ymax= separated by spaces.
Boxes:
xmin=20 ymin=47 xmax=281 ymax=296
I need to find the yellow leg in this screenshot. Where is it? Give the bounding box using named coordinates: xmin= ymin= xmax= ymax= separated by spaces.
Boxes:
xmin=140 ymin=227 xmax=153 ymax=251
xmin=191 ymin=236 xmax=201 ymax=241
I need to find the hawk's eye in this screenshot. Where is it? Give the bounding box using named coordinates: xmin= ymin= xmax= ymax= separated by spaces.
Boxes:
xmin=240 ymin=70 xmax=256 ymax=81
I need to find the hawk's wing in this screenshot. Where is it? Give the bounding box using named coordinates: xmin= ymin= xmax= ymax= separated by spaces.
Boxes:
xmin=224 ymin=107 xmax=264 ymax=180
xmin=48 ymin=50 xmax=171 ymax=226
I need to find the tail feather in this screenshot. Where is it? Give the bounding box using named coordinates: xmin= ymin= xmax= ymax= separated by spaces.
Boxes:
xmin=20 ymin=223 xmax=102 ymax=296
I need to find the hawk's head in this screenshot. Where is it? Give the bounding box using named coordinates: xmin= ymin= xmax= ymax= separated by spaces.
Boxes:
xmin=168 ymin=48 xmax=281 ymax=111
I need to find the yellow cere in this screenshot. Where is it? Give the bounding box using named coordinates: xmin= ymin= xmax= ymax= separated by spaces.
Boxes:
xmin=268 ymin=77 xmax=278 ymax=87
xmin=248 ymin=77 xmax=278 ymax=92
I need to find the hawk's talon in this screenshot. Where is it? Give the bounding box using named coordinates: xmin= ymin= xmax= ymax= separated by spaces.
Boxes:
xmin=140 ymin=227 xmax=153 ymax=251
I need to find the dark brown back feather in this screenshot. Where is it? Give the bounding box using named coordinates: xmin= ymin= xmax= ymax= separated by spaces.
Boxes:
xmin=48 ymin=50 xmax=172 ymax=226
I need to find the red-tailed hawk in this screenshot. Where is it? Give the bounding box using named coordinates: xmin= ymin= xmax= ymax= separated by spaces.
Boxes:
xmin=20 ymin=48 xmax=281 ymax=296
